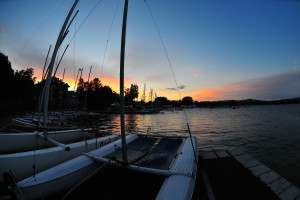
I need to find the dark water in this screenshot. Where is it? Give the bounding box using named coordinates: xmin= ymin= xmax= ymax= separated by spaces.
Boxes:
xmin=97 ymin=104 xmax=300 ymax=188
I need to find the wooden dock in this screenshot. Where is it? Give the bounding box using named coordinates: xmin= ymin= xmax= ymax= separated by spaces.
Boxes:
xmin=193 ymin=149 xmax=300 ymax=200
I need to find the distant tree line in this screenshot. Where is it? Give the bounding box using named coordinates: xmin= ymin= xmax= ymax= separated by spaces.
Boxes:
xmin=154 ymin=96 xmax=194 ymax=107
xmin=76 ymin=77 xmax=119 ymax=110
xmin=75 ymin=78 xmax=139 ymax=109
xmin=0 ymin=52 xmax=37 ymax=113
xmin=154 ymin=96 xmax=300 ymax=108
xmin=194 ymin=99 xmax=300 ymax=107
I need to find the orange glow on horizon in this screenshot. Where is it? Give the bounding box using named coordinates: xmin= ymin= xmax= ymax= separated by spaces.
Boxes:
xmin=188 ymin=83 xmax=256 ymax=102
xmin=33 ymin=66 xmax=254 ymax=102
xmin=61 ymin=75 xmax=135 ymax=94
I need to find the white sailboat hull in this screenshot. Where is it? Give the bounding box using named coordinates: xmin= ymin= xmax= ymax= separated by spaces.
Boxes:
xmin=0 ymin=129 xmax=92 ymax=153
xmin=0 ymin=134 xmax=120 ymax=182
xmin=15 ymin=134 xmax=197 ymax=200
xmin=17 ymin=134 xmax=138 ymax=200
xmin=11 ymin=118 xmax=76 ymax=133
xmin=156 ymin=137 xmax=198 ymax=200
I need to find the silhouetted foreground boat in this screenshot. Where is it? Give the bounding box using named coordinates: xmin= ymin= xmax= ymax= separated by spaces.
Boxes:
xmin=11 ymin=116 xmax=76 ymax=133
xmin=0 ymin=129 xmax=92 ymax=153
xmin=7 ymin=134 xmax=197 ymax=199
xmin=0 ymin=134 xmax=120 ymax=183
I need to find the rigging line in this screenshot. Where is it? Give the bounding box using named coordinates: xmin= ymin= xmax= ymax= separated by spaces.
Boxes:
xmin=67 ymin=0 xmax=105 ymax=46
xmin=14 ymin=0 xmax=69 ymax=66
xmin=144 ymin=1 xmax=181 ymax=100
xmin=144 ymin=1 xmax=185 ymax=119
xmin=73 ymin=18 xmax=77 ymax=80
xmin=100 ymin=0 xmax=121 ymax=81
xmin=145 ymin=1 xmax=198 ymax=163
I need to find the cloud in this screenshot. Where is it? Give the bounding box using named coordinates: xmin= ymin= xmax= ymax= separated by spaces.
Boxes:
xmin=166 ymin=85 xmax=186 ymax=91
xmin=190 ymin=70 xmax=300 ymax=101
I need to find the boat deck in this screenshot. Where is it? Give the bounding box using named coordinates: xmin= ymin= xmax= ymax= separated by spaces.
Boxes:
xmin=193 ymin=149 xmax=300 ymax=200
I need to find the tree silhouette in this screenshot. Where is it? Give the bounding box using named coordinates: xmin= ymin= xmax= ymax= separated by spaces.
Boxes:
xmin=0 ymin=52 xmax=14 ymax=102
xmin=0 ymin=52 xmax=37 ymax=112
xmin=155 ymin=96 xmax=169 ymax=106
xmin=182 ymin=96 xmax=193 ymax=105
xmin=125 ymin=84 xmax=139 ymax=106
xmin=76 ymin=77 xmax=119 ymax=110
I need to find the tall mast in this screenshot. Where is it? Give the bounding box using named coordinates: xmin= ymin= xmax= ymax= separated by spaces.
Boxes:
xmin=43 ymin=0 xmax=79 ymax=132
xmin=37 ymin=45 xmax=52 ymax=125
xmin=42 ymin=45 xmax=52 ymax=80
xmin=84 ymin=66 xmax=92 ymax=111
xmin=120 ymin=0 xmax=129 ymax=164
xmin=53 ymin=44 xmax=69 ymax=77
xmin=142 ymin=83 xmax=146 ymax=102
xmin=62 ymin=68 xmax=66 ymax=81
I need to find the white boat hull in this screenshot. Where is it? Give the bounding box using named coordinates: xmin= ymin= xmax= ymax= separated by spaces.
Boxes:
xmin=14 ymin=135 xmax=197 ymax=200
xmin=156 ymin=137 xmax=198 ymax=200
xmin=17 ymin=134 xmax=138 ymax=199
xmin=0 ymin=129 xmax=93 ymax=153
xmin=0 ymin=134 xmax=120 ymax=182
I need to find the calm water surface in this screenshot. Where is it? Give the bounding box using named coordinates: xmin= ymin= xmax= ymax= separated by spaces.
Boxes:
xmin=97 ymin=104 xmax=300 ymax=187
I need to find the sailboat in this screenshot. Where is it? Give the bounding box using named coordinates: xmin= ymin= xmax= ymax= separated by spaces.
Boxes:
xmin=0 ymin=0 xmax=120 ymax=185
xmin=7 ymin=1 xmax=198 ymax=199
xmin=0 ymin=132 xmax=120 ymax=183
xmin=11 ymin=113 xmax=76 ymax=133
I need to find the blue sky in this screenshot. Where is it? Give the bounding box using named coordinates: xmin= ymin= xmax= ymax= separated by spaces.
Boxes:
xmin=0 ymin=0 xmax=299 ymax=101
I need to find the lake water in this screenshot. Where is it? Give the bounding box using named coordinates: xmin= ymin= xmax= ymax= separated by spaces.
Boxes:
xmin=96 ymin=104 xmax=300 ymax=188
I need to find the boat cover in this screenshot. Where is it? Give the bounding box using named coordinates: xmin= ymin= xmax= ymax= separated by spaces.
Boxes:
xmin=106 ymin=136 xmax=184 ymax=170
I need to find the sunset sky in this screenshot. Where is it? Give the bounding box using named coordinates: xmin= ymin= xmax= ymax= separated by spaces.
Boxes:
xmin=1 ymin=0 xmax=300 ymax=101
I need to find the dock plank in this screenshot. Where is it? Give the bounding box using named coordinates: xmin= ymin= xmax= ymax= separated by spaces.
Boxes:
xmin=202 ymin=152 xmax=217 ymax=160
xmin=234 ymin=154 xmax=253 ymax=162
xmin=239 ymin=159 xmax=261 ymax=168
xmin=279 ymin=185 xmax=300 ymax=200
xmin=249 ymin=164 xmax=271 ymax=176
xmin=268 ymin=177 xmax=292 ymax=195
xmin=259 ymin=170 xmax=281 ymax=185
xmin=215 ymin=151 xmax=230 ymax=158
xmin=228 ymin=149 xmax=245 ymax=156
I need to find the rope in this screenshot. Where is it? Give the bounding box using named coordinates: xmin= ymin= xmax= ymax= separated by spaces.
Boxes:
xmin=100 ymin=0 xmax=121 ymax=81
xmin=13 ymin=0 xmax=68 ymax=70
xmin=32 ymin=133 xmax=38 ymax=180
xmin=73 ymin=19 xmax=77 ymax=81
xmin=67 ymin=0 xmax=105 ymax=46
xmin=145 ymin=1 xmax=198 ymax=164
xmin=68 ymin=0 xmax=104 ymax=87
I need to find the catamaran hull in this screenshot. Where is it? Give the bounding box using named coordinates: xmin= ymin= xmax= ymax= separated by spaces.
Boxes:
xmin=17 ymin=134 xmax=138 ymax=200
xmin=11 ymin=118 xmax=76 ymax=133
xmin=0 ymin=129 xmax=92 ymax=153
xmin=0 ymin=134 xmax=120 ymax=183
xmin=156 ymin=137 xmax=198 ymax=200
xmin=15 ymin=135 xmax=197 ymax=200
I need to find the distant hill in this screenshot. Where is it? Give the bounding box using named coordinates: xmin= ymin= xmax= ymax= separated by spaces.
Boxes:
xmin=195 ymin=97 xmax=300 ymax=107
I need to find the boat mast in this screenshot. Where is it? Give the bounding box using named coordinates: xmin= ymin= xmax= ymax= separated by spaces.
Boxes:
xmin=53 ymin=44 xmax=69 ymax=77
xmin=120 ymin=0 xmax=129 ymax=164
xmin=142 ymin=83 xmax=146 ymax=102
xmin=37 ymin=45 xmax=52 ymax=125
xmin=43 ymin=0 xmax=79 ymax=132
xmin=84 ymin=66 xmax=92 ymax=111
xmin=42 ymin=45 xmax=52 ymax=80
xmin=62 ymin=68 xmax=66 ymax=81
